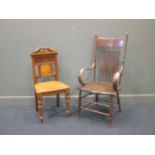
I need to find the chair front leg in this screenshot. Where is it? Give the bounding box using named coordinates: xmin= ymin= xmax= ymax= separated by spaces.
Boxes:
xmin=65 ymin=91 xmax=70 ymax=116
xmin=109 ymin=96 xmax=113 ymax=127
xmin=37 ymin=94 xmax=44 ymax=123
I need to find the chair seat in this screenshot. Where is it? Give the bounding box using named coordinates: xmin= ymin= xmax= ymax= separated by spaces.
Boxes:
xmin=79 ymin=82 xmax=116 ymax=95
xmin=35 ymin=81 xmax=69 ymax=94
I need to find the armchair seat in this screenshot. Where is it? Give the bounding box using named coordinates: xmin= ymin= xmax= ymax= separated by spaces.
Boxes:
xmin=78 ymin=82 xmax=116 ymax=95
xmin=35 ymin=81 xmax=69 ymax=94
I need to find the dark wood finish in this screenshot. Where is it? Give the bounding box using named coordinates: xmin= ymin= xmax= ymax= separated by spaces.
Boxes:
xmin=56 ymin=94 xmax=60 ymax=107
xmin=95 ymin=94 xmax=98 ymax=102
xmin=78 ymin=33 xmax=128 ymax=127
xmin=31 ymin=48 xmax=70 ymax=123
xmin=81 ymin=107 xmax=109 ymax=116
xmin=116 ymin=92 xmax=121 ymax=112
xmin=109 ymin=97 xmax=113 ymax=127
xmin=83 ymin=99 xmax=110 ymax=108
xmin=78 ymin=90 xmax=82 ymax=118
xmin=34 ymin=91 xmax=38 ymax=111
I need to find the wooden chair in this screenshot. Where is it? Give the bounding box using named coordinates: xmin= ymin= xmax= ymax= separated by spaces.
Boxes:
xmin=31 ymin=48 xmax=70 ymax=123
xmin=78 ymin=33 xmax=128 ymax=127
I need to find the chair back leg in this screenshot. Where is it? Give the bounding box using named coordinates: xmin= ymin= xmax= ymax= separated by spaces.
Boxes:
xmin=116 ymin=92 xmax=121 ymax=112
xmin=35 ymin=92 xmax=38 ymax=111
xmin=78 ymin=90 xmax=82 ymax=118
xmin=56 ymin=94 xmax=60 ymax=107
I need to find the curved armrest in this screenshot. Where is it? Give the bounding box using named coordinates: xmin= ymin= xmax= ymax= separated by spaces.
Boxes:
xmin=78 ymin=63 xmax=95 ymax=85
xmin=113 ymin=66 xmax=124 ymax=91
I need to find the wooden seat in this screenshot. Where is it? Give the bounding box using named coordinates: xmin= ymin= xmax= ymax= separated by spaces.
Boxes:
xmin=35 ymin=81 xmax=69 ymax=94
xmin=31 ymin=48 xmax=70 ymax=123
xmin=78 ymin=33 xmax=128 ymax=127
xmin=79 ymin=82 xmax=115 ymax=95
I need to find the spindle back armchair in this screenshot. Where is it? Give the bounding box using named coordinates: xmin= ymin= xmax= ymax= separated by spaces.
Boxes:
xmin=78 ymin=33 xmax=128 ymax=127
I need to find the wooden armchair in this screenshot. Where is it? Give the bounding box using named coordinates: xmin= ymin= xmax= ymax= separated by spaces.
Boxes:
xmin=78 ymin=33 xmax=128 ymax=127
xmin=31 ymin=48 xmax=70 ymax=123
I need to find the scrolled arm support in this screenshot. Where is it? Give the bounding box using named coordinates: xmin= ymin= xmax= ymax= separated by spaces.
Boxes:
xmin=113 ymin=66 xmax=124 ymax=91
xmin=78 ymin=63 xmax=95 ymax=86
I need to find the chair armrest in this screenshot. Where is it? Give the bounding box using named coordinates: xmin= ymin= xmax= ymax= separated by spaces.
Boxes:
xmin=78 ymin=63 xmax=95 ymax=85
xmin=113 ymin=66 xmax=124 ymax=91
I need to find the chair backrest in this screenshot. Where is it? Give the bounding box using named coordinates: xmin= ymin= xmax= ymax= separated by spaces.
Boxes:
xmin=93 ymin=33 xmax=128 ymax=83
xmin=31 ymin=48 xmax=59 ymax=84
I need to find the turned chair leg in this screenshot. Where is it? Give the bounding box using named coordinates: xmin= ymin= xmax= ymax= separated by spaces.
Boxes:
xmin=109 ymin=96 xmax=113 ymax=127
xmin=116 ymin=92 xmax=121 ymax=112
xmin=56 ymin=94 xmax=60 ymax=107
xmin=65 ymin=92 xmax=70 ymax=116
xmin=35 ymin=92 xmax=38 ymax=111
xmin=37 ymin=95 xmax=44 ymax=123
xmin=78 ymin=90 xmax=82 ymax=118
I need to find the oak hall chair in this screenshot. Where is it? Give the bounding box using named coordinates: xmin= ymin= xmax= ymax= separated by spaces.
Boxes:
xmin=31 ymin=48 xmax=70 ymax=123
xmin=78 ymin=33 xmax=128 ymax=127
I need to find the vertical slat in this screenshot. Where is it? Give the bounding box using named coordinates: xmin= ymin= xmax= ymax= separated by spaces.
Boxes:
xmin=109 ymin=48 xmax=112 ymax=81
xmin=105 ymin=48 xmax=108 ymax=79
xmin=99 ymin=48 xmax=101 ymax=80
xmin=97 ymin=46 xmax=121 ymax=82
xmin=108 ymin=47 xmax=111 ymax=80
xmin=99 ymin=47 xmax=104 ymax=81
xmin=102 ymin=47 xmax=106 ymax=80
xmin=94 ymin=35 xmax=98 ymax=82
xmin=108 ymin=47 xmax=111 ymax=81
xmin=96 ymin=36 xmax=127 ymax=83
xmin=103 ymin=47 xmax=106 ymax=80
xmin=117 ymin=47 xmax=120 ymax=70
xmin=112 ymin=48 xmax=116 ymax=79
xmin=111 ymin=48 xmax=115 ymax=80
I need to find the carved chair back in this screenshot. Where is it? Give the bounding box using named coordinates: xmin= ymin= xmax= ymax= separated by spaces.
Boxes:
xmin=31 ymin=48 xmax=59 ymax=84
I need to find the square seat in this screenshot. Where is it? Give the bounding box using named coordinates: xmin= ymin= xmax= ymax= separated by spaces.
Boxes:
xmin=35 ymin=81 xmax=69 ymax=94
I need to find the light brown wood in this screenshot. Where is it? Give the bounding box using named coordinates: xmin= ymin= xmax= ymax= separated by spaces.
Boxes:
xmin=31 ymin=48 xmax=70 ymax=123
xmin=35 ymin=81 xmax=69 ymax=94
xmin=78 ymin=33 xmax=128 ymax=127
xmin=65 ymin=92 xmax=70 ymax=116
xmin=37 ymin=94 xmax=44 ymax=123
